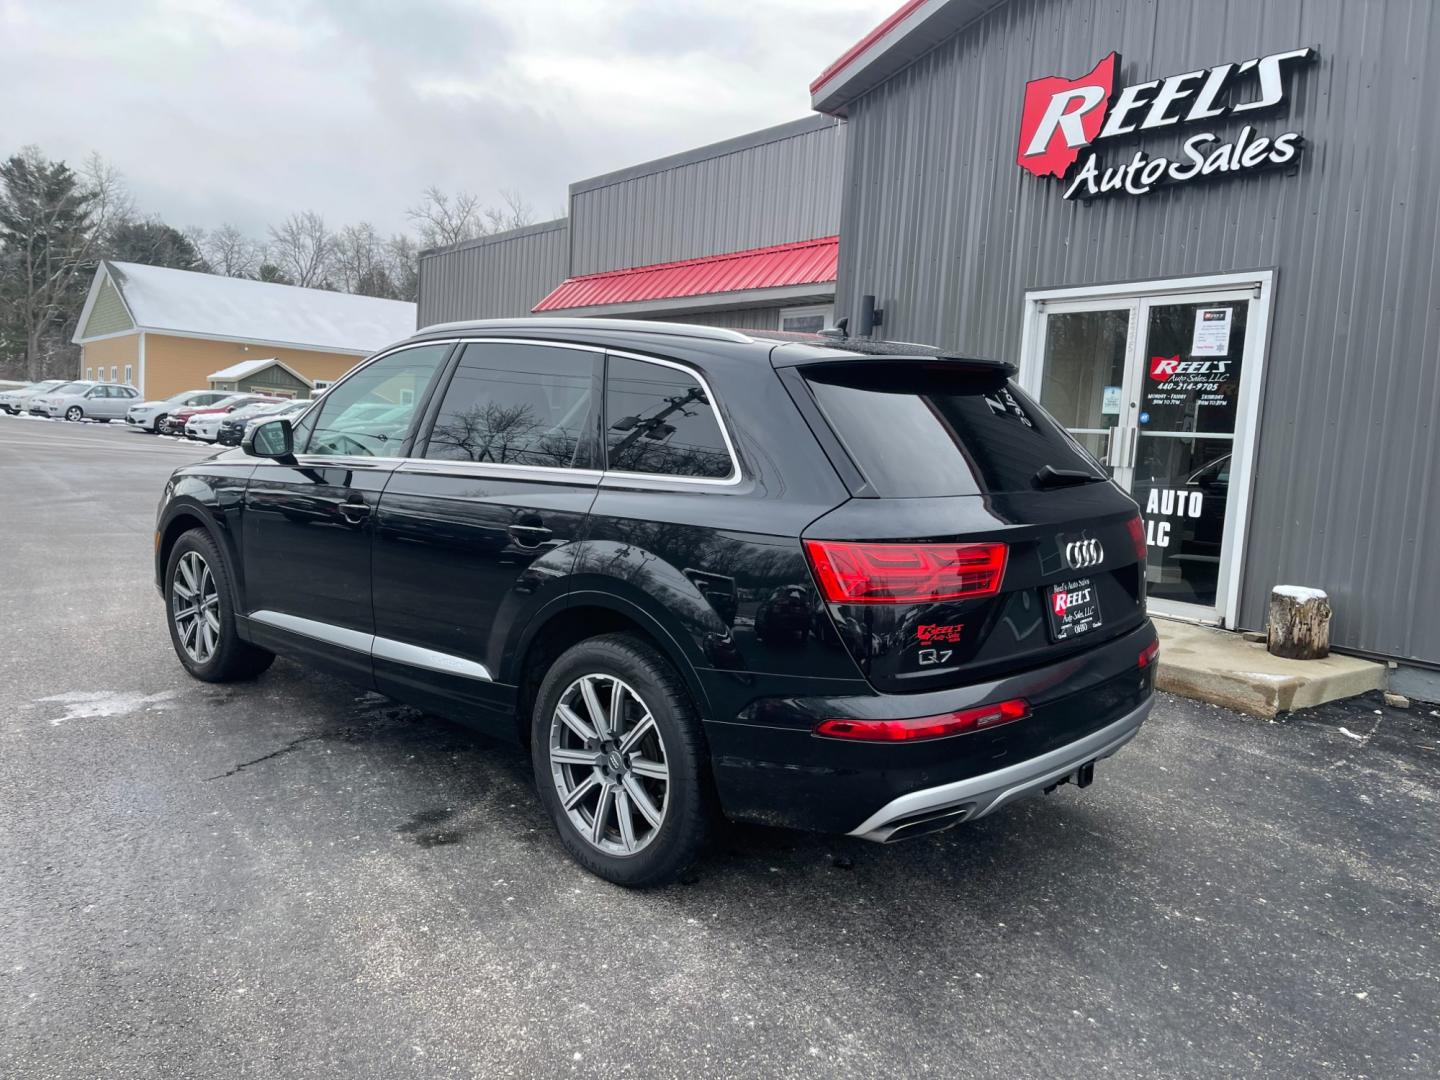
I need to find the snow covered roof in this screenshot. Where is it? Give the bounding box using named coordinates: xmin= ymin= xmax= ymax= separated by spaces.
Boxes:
xmin=207 ymin=357 xmax=312 ymax=386
xmin=75 ymin=261 xmax=416 ymax=355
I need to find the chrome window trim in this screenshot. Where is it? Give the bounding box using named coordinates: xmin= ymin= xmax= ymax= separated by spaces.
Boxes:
xmin=397 ymin=459 xmax=603 ymax=486
xmin=602 ymin=347 xmax=743 ymax=488
xmin=369 ymin=336 xmax=745 ymax=489
xmin=248 ymin=609 xmax=493 ymax=682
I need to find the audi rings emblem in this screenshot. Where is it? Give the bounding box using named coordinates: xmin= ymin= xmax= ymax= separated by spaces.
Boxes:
xmin=1063 ymin=537 xmax=1105 ymax=570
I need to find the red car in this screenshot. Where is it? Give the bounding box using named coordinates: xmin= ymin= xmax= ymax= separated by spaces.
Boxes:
xmin=160 ymin=394 xmax=282 ymax=437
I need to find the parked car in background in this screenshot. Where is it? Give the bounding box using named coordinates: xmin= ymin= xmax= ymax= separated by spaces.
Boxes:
xmin=30 ymin=381 xmax=139 ymax=421
xmin=1 ymin=379 xmax=69 ymax=415
xmin=152 ymin=318 xmax=1156 ymax=887
xmin=216 ymin=399 xmax=309 ymax=447
xmin=127 ymin=390 xmax=233 ymax=433
xmin=160 ymin=394 xmax=279 ymax=437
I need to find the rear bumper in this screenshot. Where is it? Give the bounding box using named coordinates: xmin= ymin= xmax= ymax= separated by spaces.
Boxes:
xmin=701 ymin=619 xmax=1156 ymax=835
xmin=847 ymin=696 xmax=1150 ymax=841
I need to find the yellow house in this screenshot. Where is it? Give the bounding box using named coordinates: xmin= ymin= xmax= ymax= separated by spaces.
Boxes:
xmin=72 ymin=261 xmax=417 ymax=401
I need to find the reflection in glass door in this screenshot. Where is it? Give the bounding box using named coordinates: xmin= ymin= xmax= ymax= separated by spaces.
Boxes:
xmin=1034 ymin=303 xmax=1134 ymax=480
xmin=1022 ymin=278 xmax=1268 ymax=625
xmin=1132 ymin=296 xmax=1249 ymax=609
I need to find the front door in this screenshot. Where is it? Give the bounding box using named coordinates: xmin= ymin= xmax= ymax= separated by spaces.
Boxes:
xmin=1023 ymin=276 xmax=1270 ymax=625
xmin=240 ymin=342 xmax=453 ymax=682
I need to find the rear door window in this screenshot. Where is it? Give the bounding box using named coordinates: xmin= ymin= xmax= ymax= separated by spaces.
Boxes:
xmin=803 ymin=361 xmax=1102 ymax=496
xmin=421 ymin=342 xmax=600 ymax=468
xmin=604 ymin=355 xmax=734 ymax=480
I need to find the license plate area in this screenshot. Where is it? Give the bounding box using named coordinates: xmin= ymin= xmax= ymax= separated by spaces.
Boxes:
xmin=1047 ymin=577 xmax=1103 ymax=641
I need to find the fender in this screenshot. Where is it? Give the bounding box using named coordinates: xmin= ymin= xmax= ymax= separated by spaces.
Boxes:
xmin=154 ymin=462 xmax=256 ymax=601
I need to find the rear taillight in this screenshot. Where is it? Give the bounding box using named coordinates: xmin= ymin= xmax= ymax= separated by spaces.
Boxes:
xmin=814 ymin=698 xmax=1030 ymax=742
xmin=1126 ymin=515 xmax=1146 ymax=560
xmin=1139 ymin=638 xmax=1160 ymax=669
xmin=804 ymin=540 xmax=1008 ymax=604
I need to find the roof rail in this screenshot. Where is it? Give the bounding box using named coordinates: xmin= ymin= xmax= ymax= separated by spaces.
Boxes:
xmin=416 ymin=317 xmax=755 ymax=344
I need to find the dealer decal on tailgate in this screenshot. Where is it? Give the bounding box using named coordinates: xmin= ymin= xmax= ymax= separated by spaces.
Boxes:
xmin=1048 ymin=578 xmax=1103 ymax=640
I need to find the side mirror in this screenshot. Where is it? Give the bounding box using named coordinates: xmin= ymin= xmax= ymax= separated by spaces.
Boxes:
xmin=243 ymin=417 xmax=295 ymax=460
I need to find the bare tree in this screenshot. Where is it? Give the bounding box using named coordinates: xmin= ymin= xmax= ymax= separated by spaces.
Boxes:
xmin=385 ymin=234 xmax=419 ymax=302
xmin=333 ymin=221 xmax=393 ymax=296
xmin=266 ymin=210 xmax=334 ymax=288
xmin=483 ymin=187 xmax=536 ymax=234
xmin=202 ymin=223 xmax=262 ymax=278
xmin=407 ymin=185 xmax=485 ymax=249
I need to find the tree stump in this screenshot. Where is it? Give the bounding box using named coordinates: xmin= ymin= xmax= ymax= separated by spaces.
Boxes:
xmin=1267 ymin=586 xmax=1331 ymax=659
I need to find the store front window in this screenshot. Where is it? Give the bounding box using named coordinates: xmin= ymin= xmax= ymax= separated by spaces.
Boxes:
xmin=1020 ymin=274 xmax=1272 ymax=626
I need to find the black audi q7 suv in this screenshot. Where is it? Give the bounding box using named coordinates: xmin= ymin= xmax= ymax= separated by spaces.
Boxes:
xmin=155 ymin=318 xmax=1156 ymax=886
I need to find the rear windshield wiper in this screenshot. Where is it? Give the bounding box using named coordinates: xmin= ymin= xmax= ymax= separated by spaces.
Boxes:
xmin=1034 ymin=465 xmax=1107 ymax=489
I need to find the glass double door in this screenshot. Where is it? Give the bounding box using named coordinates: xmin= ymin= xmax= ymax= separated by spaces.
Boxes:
xmin=1028 ymin=289 xmax=1254 ymax=621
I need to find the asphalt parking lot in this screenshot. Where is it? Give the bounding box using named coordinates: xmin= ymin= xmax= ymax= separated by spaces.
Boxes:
xmin=2 ymin=416 xmax=1438 ymax=1080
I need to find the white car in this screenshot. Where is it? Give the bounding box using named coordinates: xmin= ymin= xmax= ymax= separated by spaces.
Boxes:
xmin=127 ymin=390 xmax=234 ymax=433
xmin=30 ymin=381 xmax=140 ymax=421
xmin=0 ymin=379 xmax=68 ymax=415
xmin=184 ymin=411 xmax=229 ymax=441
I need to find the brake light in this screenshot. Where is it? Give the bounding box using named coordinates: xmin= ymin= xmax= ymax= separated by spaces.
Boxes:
xmin=1139 ymin=638 xmax=1160 ymax=669
xmin=1126 ymin=515 xmax=1146 ymax=560
xmin=814 ymin=698 xmax=1030 ymax=742
xmin=804 ymin=540 xmax=1008 ymax=604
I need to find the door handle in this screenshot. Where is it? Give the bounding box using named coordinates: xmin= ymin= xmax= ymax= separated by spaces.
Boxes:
xmin=508 ymin=523 xmax=552 ymax=546
xmin=338 ymin=499 xmax=371 ymax=524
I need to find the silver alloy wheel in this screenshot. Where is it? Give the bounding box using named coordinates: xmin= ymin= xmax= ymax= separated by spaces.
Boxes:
xmin=65 ymin=406 xmax=82 ymax=422
xmin=549 ymin=673 xmax=670 ymax=856
xmin=172 ymin=551 xmax=221 ymax=664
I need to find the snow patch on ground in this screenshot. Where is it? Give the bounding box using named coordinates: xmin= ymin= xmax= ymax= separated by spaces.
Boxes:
xmin=38 ymin=690 xmax=180 ymax=725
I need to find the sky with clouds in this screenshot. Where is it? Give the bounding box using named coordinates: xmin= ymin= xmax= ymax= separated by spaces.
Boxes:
xmin=0 ymin=0 xmax=888 ymax=239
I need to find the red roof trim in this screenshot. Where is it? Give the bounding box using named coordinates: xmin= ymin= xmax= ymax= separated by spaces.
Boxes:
xmin=533 ymin=236 xmax=839 ymax=313
xmin=810 ymin=0 xmax=927 ymax=94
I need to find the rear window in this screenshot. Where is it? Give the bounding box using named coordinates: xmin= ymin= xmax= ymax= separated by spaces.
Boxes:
xmin=804 ymin=362 xmax=1101 ymax=496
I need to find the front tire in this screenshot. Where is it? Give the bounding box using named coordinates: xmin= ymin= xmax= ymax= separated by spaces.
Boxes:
xmin=65 ymin=406 xmax=83 ymax=422
xmin=164 ymin=528 xmax=275 ymax=682
xmin=531 ymin=634 xmax=713 ymax=887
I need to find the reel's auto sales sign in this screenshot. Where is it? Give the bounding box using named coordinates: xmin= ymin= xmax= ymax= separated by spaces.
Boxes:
xmin=1017 ymin=47 xmax=1316 ymax=199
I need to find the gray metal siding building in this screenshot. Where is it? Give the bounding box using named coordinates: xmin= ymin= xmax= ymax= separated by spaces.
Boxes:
xmin=416 ymin=218 xmax=569 ymax=328
xmin=817 ymin=0 xmax=1440 ymax=671
xmin=416 ymin=117 xmax=844 ymax=333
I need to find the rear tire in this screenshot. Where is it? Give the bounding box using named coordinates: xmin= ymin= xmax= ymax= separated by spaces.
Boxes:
xmin=164 ymin=528 xmax=275 ymax=682
xmin=531 ymin=634 xmax=712 ymax=887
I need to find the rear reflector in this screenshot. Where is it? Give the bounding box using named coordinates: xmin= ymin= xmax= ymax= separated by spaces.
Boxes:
xmin=814 ymin=698 xmax=1030 ymax=742
xmin=1139 ymin=638 xmax=1160 ymax=669
xmin=1126 ymin=515 xmax=1147 ymax=561
xmin=804 ymin=540 xmax=1008 ymax=604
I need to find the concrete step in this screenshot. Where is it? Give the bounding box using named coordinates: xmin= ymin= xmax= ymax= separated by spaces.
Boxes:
xmin=1154 ymin=617 xmax=1387 ymax=719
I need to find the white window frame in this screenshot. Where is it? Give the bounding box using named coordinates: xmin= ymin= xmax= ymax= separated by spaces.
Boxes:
xmin=123 ymin=364 xmax=133 ymax=385
xmin=778 ymin=304 xmax=834 ymax=333
xmin=1016 ymin=270 xmax=1276 ymax=630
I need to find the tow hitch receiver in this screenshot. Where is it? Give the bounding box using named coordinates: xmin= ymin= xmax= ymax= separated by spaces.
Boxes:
xmin=1044 ymin=759 xmax=1096 ymax=795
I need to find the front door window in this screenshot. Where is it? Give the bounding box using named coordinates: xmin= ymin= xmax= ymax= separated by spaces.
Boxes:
xmin=1027 ymin=282 xmax=1263 ymax=623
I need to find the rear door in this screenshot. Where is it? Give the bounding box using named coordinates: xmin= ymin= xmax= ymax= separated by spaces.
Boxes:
xmin=370 ymin=340 xmax=603 ymax=732
xmin=789 ymin=358 xmax=1147 ymax=693
xmin=240 ymin=343 xmax=452 ymax=683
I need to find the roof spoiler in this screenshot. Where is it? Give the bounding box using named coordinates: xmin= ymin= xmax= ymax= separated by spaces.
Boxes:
xmin=772 ymin=346 xmax=1018 ymax=380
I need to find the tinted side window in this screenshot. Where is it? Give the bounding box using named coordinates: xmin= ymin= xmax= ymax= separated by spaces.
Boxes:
xmin=423 ymin=342 xmax=599 ymax=468
xmin=302 ymin=344 xmax=448 ymax=457
xmin=604 ymin=356 xmax=733 ymax=480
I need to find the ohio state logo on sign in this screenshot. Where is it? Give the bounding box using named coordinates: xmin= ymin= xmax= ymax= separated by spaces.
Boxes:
xmin=1150 ymin=355 xmax=1180 ymax=382
xmin=1016 ymin=52 xmax=1117 ymax=179
xmin=1014 ymin=46 xmax=1316 ymax=200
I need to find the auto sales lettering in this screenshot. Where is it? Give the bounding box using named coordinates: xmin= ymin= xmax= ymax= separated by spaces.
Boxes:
xmin=1016 ymin=46 xmax=1316 ymax=200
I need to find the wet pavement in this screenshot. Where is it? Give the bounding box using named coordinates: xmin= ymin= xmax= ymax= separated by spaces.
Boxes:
xmin=2 ymin=416 xmax=1438 ymax=1079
